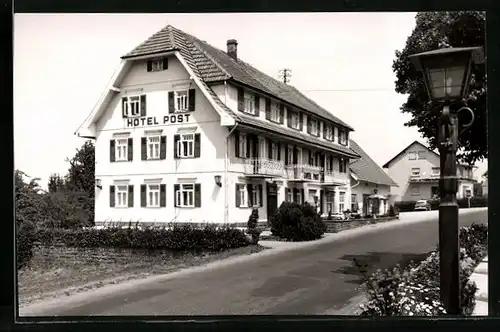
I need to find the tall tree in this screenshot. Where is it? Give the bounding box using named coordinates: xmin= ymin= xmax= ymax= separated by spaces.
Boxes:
xmin=47 ymin=173 xmax=66 ymax=193
xmin=392 ymin=12 xmax=486 ymax=164
xmin=15 ymin=170 xmax=47 ymax=224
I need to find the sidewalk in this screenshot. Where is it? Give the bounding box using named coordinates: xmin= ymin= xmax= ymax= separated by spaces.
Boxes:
xmin=470 ymin=256 xmax=488 ymax=316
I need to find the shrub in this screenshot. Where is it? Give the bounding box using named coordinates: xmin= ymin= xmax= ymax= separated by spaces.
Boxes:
xmin=358 ymin=224 xmax=487 ymax=316
xmin=35 ymin=224 xmax=249 ymax=252
xmin=16 ymin=221 xmax=36 ymax=269
xmin=247 ymin=208 xmax=261 ymax=244
xmin=271 ymin=202 xmax=326 ymax=241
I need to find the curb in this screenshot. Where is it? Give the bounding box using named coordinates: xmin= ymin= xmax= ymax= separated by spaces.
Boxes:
xmin=471 ymin=256 xmax=488 ymax=316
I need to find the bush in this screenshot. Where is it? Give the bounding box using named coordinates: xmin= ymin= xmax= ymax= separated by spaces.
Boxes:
xmin=35 ymin=224 xmax=249 ymax=252
xmin=358 ymin=224 xmax=487 ymax=316
xmin=271 ymin=202 xmax=326 ymax=241
xmin=16 ymin=221 xmax=36 ymax=269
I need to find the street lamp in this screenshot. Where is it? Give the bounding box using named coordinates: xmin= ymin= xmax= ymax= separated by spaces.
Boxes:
xmin=409 ymin=46 xmax=484 ymax=315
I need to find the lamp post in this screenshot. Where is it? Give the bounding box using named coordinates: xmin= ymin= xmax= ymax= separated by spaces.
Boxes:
xmin=409 ymin=46 xmax=484 ymax=315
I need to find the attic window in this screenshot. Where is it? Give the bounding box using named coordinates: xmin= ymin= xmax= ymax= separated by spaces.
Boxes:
xmin=147 ymin=58 xmax=168 ymax=72
xmin=339 ymin=130 xmax=347 ymax=145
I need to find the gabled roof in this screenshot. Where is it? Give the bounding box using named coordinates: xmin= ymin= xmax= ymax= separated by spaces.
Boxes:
xmin=382 ymin=140 xmax=477 ymax=169
xmin=382 ymin=140 xmax=439 ymax=168
xmin=349 ymin=140 xmax=398 ymax=187
xmin=122 ymin=25 xmax=354 ymax=131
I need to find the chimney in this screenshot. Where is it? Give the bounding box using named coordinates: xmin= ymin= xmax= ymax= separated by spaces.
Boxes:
xmin=226 ymin=39 xmax=238 ymax=60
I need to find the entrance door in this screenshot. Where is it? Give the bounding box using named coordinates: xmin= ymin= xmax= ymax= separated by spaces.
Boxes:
xmin=267 ymin=183 xmax=278 ymax=223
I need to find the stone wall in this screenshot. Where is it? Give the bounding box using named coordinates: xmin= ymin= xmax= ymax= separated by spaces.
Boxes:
xmin=325 ymin=216 xmax=399 ymax=233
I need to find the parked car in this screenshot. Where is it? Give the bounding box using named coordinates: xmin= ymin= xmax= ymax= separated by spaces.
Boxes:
xmin=414 ymin=199 xmax=432 ymax=211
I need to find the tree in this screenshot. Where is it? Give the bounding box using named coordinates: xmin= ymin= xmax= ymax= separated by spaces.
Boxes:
xmin=47 ymin=173 xmax=66 ymax=193
xmin=393 ymin=12 xmax=486 ymax=165
xmin=15 ymin=170 xmax=47 ymax=224
xmin=64 ymin=140 xmax=95 ymax=225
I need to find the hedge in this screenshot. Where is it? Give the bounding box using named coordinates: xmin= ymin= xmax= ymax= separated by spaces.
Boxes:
xmin=358 ymin=223 xmax=488 ymax=316
xmin=395 ymin=196 xmax=488 ymax=212
xmin=16 ymin=221 xmax=36 ymax=270
xmin=33 ymin=224 xmax=250 ymax=252
xmin=270 ymin=202 xmax=327 ymax=241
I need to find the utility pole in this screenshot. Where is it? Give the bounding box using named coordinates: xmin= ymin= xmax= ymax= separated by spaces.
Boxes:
xmin=279 ymin=68 xmax=292 ymax=84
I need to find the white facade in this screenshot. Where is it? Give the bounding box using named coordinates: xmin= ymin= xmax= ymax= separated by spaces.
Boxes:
xmin=83 ymin=54 xmax=355 ymax=225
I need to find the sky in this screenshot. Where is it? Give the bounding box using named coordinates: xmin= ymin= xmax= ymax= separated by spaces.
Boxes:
xmin=13 ymin=13 xmax=487 ymax=190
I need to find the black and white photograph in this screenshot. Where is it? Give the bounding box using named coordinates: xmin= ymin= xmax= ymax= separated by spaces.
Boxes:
xmin=14 ymin=12 xmax=488 ymax=317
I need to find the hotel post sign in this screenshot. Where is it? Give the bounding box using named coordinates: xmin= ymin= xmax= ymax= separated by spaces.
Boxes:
xmin=125 ymin=114 xmax=191 ymax=128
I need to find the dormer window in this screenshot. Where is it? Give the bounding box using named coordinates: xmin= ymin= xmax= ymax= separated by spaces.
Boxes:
xmin=339 ymin=130 xmax=348 ymax=145
xmin=324 ymin=124 xmax=333 ymax=141
xmin=244 ymin=95 xmax=255 ymax=115
xmin=270 ymin=104 xmax=281 ymax=123
xmin=308 ymin=117 xmax=319 ymax=136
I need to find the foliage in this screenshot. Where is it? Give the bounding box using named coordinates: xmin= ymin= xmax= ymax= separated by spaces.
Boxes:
xmin=393 ymin=12 xmax=486 ymax=164
xmin=47 ymin=173 xmax=66 ymax=193
xmin=357 ymin=224 xmax=487 ymax=316
xmin=15 ymin=170 xmax=47 ymax=225
xmin=271 ymin=202 xmax=326 ymax=241
xmin=35 ymin=224 xmax=250 ymax=251
xmin=16 ymin=221 xmax=36 ymax=270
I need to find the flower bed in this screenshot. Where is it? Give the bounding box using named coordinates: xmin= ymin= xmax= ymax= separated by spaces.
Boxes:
xmin=357 ymin=223 xmax=488 ymax=316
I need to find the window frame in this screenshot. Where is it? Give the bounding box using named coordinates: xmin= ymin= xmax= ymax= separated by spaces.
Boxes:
xmin=286 ymin=189 xmax=293 ymax=203
xmin=431 ymin=167 xmax=440 ymax=176
xmin=146 ymin=184 xmax=161 ymax=208
xmin=176 ymin=183 xmax=195 ymax=208
xmin=270 ymin=104 xmax=281 ymax=123
xmin=151 ymin=59 xmax=163 ymax=72
xmin=411 ymin=185 xmax=420 ymax=195
xmin=177 ymin=133 xmax=195 ymax=158
xmin=238 ymin=133 xmax=247 ymax=158
xmin=126 ymin=95 xmax=141 ymax=118
xmin=339 ymin=130 xmax=347 ymax=145
xmin=325 ymin=125 xmax=333 ymax=141
xmin=408 ymin=152 xmax=417 ymax=160
xmin=237 ymin=184 xmax=248 ymax=208
xmin=339 ymin=191 xmax=345 ymax=213
xmin=244 ymin=95 xmax=255 ymax=115
xmin=310 ymin=119 xmax=318 ymax=136
xmin=251 ymin=186 xmax=260 ymax=208
xmin=146 ymin=135 xmax=161 ymax=160
xmin=115 ymin=185 xmax=129 ymax=208
xmin=174 ymin=90 xmax=189 ymax=113
xmin=287 ymin=146 xmax=294 ymax=165
xmin=115 ymin=138 xmax=129 ymax=161
xmin=411 ymin=167 xmax=421 ymax=177
xmin=271 ymin=142 xmax=279 ymax=160
xmin=417 ymin=151 xmax=426 ymax=159
xmin=290 ymin=112 xmax=300 ymax=129
xmin=326 ymin=192 xmax=335 ymax=213
xmin=351 ymin=194 xmax=357 ymax=211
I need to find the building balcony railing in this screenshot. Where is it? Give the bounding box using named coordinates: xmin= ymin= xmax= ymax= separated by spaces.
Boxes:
xmin=324 ymin=170 xmax=349 ymax=185
xmin=244 ymin=158 xmax=285 ymax=177
xmin=286 ymin=164 xmax=323 ymax=182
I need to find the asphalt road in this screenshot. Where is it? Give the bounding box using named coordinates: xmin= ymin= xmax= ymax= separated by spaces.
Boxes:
xmin=20 ymin=208 xmax=487 ymax=316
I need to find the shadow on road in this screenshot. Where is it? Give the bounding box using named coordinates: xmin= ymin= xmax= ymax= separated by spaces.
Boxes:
xmin=333 ymin=251 xmax=432 ymax=285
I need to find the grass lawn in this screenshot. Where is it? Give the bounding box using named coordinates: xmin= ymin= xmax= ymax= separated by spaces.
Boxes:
xmin=18 ymin=244 xmax=267 ymax=307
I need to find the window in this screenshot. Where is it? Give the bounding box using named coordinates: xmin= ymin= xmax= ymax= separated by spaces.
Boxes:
xmin=465 ymin=189 xmax=472 ymax=198
xmin=271 ymin=104 xmax=281 ymax=122
xmin=238 ymin=133 xmax=247 ymax=158
xmin=177 ymin=133 xmax=195 ymax=158
xmin=309 ymin=119 xmax=318 ymax=136
xmin=290 ymin=112 xmax=301 ymax=129
xmin=296 ymin=190 xmax=302 ymax=204
xmin=326 ymin=192 xmax=335 ymax=213
xmin=418 ymin=151 xmax=426 ymax=159
xmin=411 ymin=167 xmax=421 ymax=177
xmin=286 ymin=188 xmax=293 ymax=202
xmin=151 ymin=59 xmax=163 ymax=72
xmin=271 ymin=142 xmax=279 ymax=160
xmin=116 ymin=185 xmax=128 ymax=208
xmin=287 ymin=146 xmax=294 ymax=165
xmin=325 ymin=125 xmax=333 ymax=140
xmin=252 ymin=186 xmax=259 ymax=207
xmin=237 ymin=184 xmax=247 ymax=207
xmin=244 ymin=96 xmax=255 ymax=115
xmin=339 ymin=158 xmax=347 ymax=173
xmin=411 ymin=185 xmax=420 ymax=195
xmin=174 ymin=90 xmax=189 ymax=112
xmin=339 ymin=130 xmax=347 ymax=145
xmin=351 ymin=194 xmax=357 ymax=211
xmin=408 ymin=152 xmax=417 ymax=160
xmin=176 ymin=184 xmax=195 ymax=207
xmin=147 ymin=136 xmax=161 ymax=160
xmin=147 ymin=184 xmax=160 ymax=207
xmin=339 ymin=192 xmax=345 ymax=212
xmin=116 ymin=139 xmax=128 ymax=161
xmin=431 ymin=167 xmax=440 ymax=176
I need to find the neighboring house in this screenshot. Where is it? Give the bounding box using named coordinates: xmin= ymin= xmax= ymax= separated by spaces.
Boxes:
xmin=349 ymin=140 xmax=398 ymax=216
xmin=482 ymin=170 xmax=488 ymax=197
xmin=76 ymin=25 xmax=360 ymax=225
xmin=382 ymin=141 xmax=475 ymax=202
